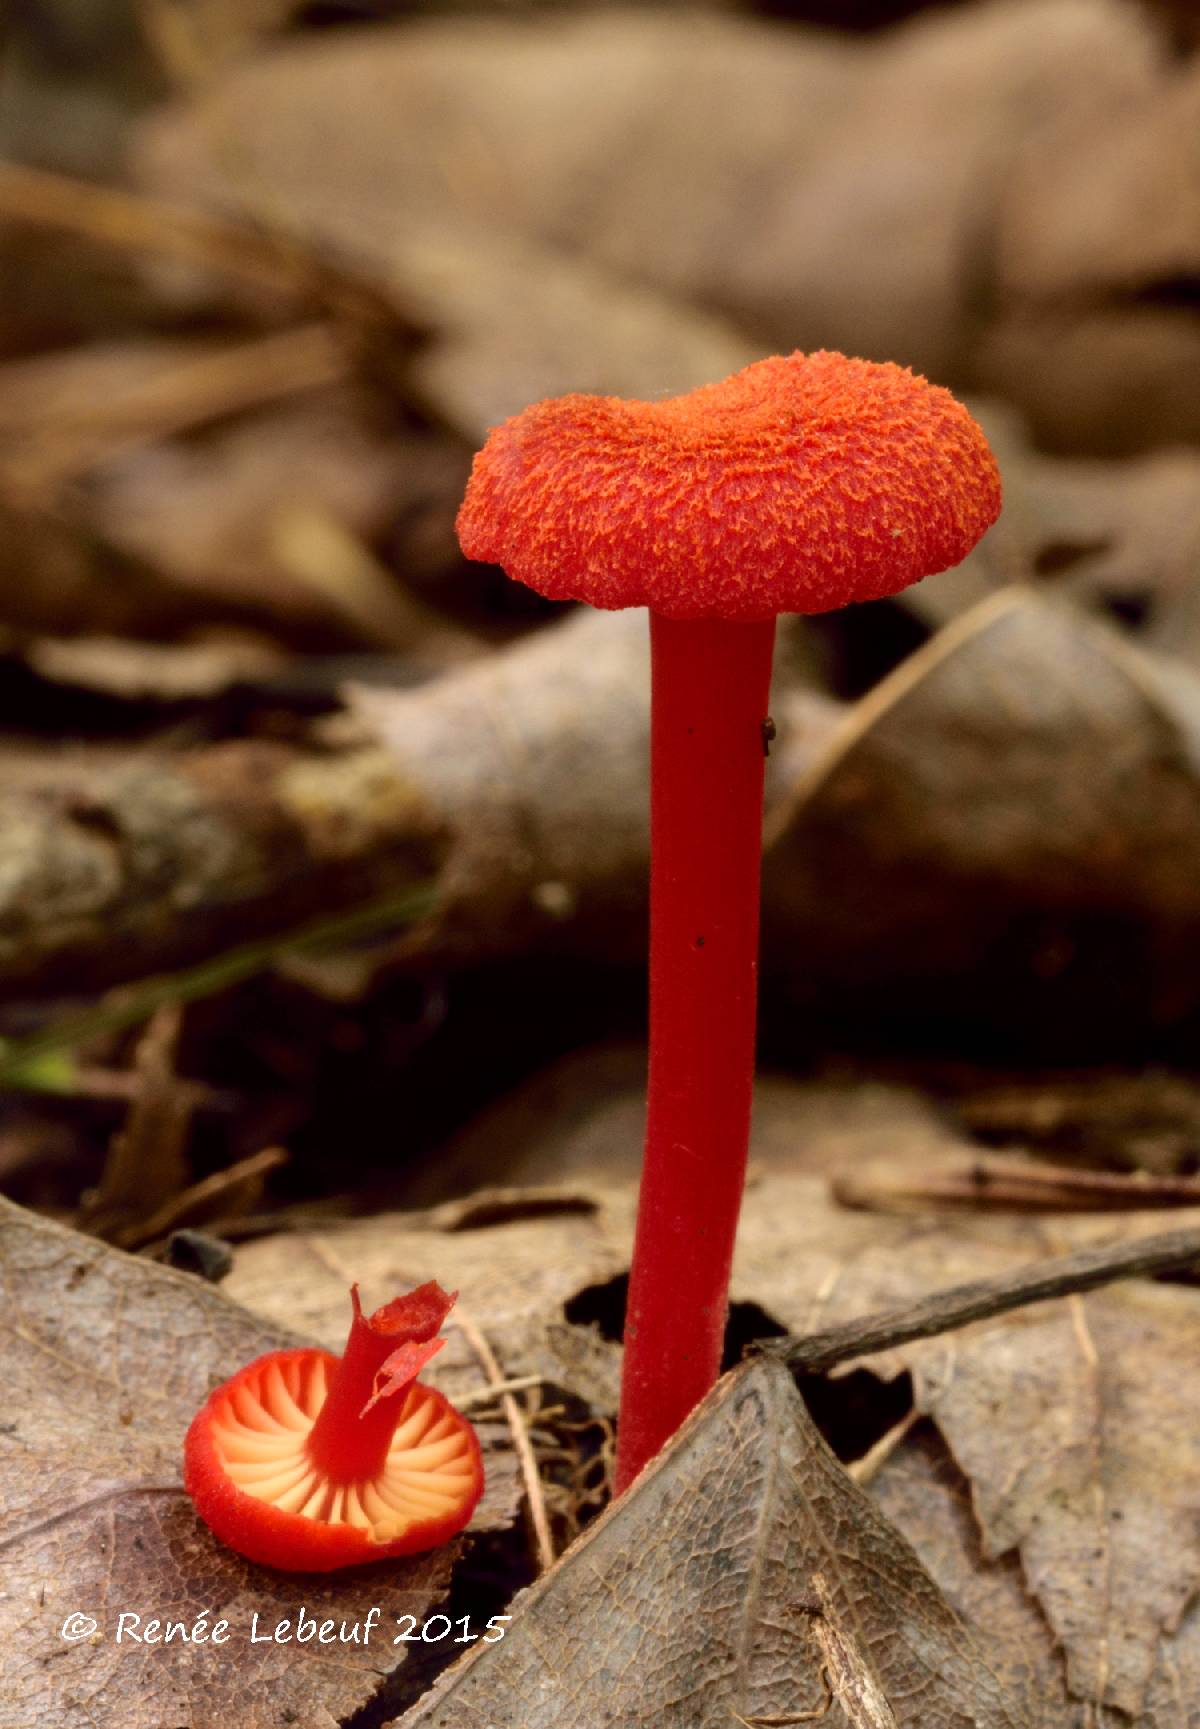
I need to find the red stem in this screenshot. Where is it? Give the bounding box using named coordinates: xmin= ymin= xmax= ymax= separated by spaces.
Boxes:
xmin=306 ymin=1291 xmax=428 ymax=1482
xmin=615 ymin=612 xmax=776 ymax=1494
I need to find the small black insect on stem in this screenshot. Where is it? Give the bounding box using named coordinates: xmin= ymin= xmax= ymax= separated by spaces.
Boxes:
xmin=761 ymin=716 xmax=777 ymax=757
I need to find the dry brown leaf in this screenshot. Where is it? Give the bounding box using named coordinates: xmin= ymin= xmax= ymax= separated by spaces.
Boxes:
xmin=87 ymin=394 xmax=467 ymax=647
xmin=909 ymin=406 xmax=1200 ymax=646
xmin=971 ymin=49 xmax=1200 ymax=454
xmin=138 ymin=0 xmax=302 ymax=81
xmin=0 ymin=487 xmax=213 ymax=645
xmin=399 ymin=226 xmax=758 ymax=446
xmin=0 ymin=330 xmax=349 ymax=503
xmin=873 ymin=1422 xmax=1200 ymax=1729
xmin=732 ymin=1181 xmax=1200 ymax=1720
xmin=392 ymin=1356 xmax=1030 ymax=1729
xmin=766 ymin=588 xmax=1200 ymax=1034
xmin=130 ymin=0 xmax=1197 ymax=450
xmin=133 ymin=2 xmax=1149 ymax=355
xmin=22 ymin=632 xmax=283 ymax=704
xmin=0 ymin=1195 xmax=518 ymax=1729
xmin=81 ymin=1002 xmax=192 ymax=1241
xmin=1012 ymin=443 xmax=1200 ymax=633
xmin=230 ymin=1154 xmax=1200 ymax=1720
xmin=0 ymin=344 xmax=466 ymax=648
xmin=871 ymin=1427 xmax=1079 ymax=1727
xmin=923 ymin=1278 xmax=1200 ymax=1716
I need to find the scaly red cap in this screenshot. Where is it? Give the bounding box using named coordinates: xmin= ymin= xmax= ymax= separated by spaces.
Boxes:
xmin=184 ymin=1282 xmax=483 ymax=1571
xmin=456 ymin=350 xmax=1001 ymax=620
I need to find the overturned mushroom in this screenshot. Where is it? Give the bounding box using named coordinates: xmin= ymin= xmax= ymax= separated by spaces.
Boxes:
xmin=184 ymin=1281 xmax=483 ymax=1570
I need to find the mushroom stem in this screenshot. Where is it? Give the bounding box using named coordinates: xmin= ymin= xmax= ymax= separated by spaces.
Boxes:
xmin=306 ymin=1285 xmax=445 ymax=1482
xmin=616 ymin=612 xmax=777 ymax=1493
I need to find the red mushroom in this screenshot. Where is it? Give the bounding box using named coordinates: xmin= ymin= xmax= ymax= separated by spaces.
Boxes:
xmin=457 ymin=350 xmax=1001 ymax=1492
xmin=184 ymin=1281 xmax=483 ymax=1570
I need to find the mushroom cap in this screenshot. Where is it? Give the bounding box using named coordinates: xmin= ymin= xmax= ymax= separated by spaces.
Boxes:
xmin=184 ymin=1349 xmax=482 ymax=1570
xmin=456 ymin=350 xmax=1001 ymax=621
xmin=183 ymin=1286 xmax=483 ymax=1571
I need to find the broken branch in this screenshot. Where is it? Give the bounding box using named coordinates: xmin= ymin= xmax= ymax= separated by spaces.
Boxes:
xmin=769 ymin=1224 xmax=1200 ymax=1374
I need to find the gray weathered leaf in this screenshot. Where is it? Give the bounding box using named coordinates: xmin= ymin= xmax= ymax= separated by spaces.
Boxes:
xmin=734 ymin=1181 xmax=1200 ymax=1719
xmin=392 ymin=1357 xmax=1030 ymax=1729
xmin=873 ymin=1422 xmax=1200 ymax=1729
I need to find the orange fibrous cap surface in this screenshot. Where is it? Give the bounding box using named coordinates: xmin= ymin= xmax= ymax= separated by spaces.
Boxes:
xmin=184 ymin=1282 xmax=484 ymax=1572
xmin=456 ymin=350 xmax=1002 ymax=620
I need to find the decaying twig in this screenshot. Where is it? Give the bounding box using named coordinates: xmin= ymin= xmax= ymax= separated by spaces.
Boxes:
xmin=767 ymin=1224 xmax=1200 ymax=1375
xmin=834 ymin=1152 xmax=1200 ymax=1214
xmin=846 ymin=1409 xmax=919 ymax=1487
xmin=0 ymin=608 xmax=661 ymax=999
xmin=132 ymin=1146 xmax=288 ymax=1252
xmin=0 ymin=725 xmax=445 ymax=1000
xmin=451 ymin=1305 xmax=557 ymax=1575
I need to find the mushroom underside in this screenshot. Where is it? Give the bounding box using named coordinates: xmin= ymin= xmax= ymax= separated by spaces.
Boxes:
xmin=209 ymin=1353 xmax=477 ymax=1542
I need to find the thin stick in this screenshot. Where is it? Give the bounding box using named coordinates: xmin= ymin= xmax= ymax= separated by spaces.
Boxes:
xmin=0 ymin=160 xmax=404 ymax=325
xmin=768 ymin=1224 xmax=1200 ymax=1374
xmin=846 ymin=1409 xmax=919 ymax=1487
xmin=833 ymin=1152 xmax=1200 ymax=1215
xmin=456 ymin=1374 xmax=544 ymax=1411
xmin=121 ymin=1146 xmax=288 ymax=1249
xmin=451 ymin=1306 xmax=556 ymax=1575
